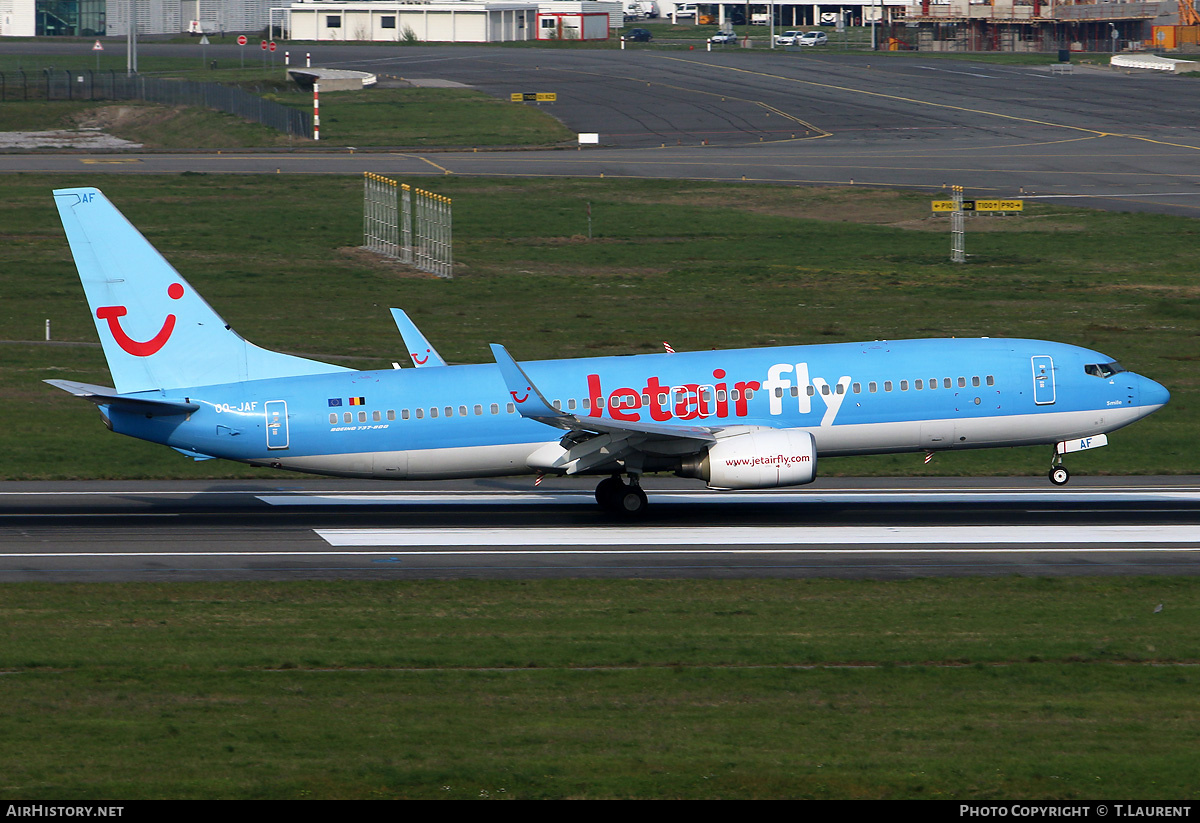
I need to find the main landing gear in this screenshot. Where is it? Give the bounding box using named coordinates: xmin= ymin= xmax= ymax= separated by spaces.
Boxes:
xmin=1049 ymin=451 xmax=1070 ymax=486
xmin=595 ymin=474 xmax=648 ymax=516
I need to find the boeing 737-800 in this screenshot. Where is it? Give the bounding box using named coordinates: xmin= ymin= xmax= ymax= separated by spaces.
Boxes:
xmin=47 ymin=188 xmax=1170 ymax=515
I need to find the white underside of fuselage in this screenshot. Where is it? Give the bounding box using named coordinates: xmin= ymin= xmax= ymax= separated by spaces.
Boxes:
xmin=248 ymin=405 xmax=1158 ymax=481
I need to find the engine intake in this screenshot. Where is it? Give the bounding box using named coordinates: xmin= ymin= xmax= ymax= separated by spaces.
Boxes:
xmin=679 ymin=428 xmax=817 ymax=490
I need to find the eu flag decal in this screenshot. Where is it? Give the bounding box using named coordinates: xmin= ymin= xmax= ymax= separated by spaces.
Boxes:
xmin=327 ymin=398 xmax=342 ymax=407
xmin=349 ymin=397 xmax=366 ymax=406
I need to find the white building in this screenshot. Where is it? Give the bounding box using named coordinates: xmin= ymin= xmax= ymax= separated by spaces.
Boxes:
xmin=287 ymin=1 xmax=537 ymax=41
xmin=284 ymin=1 xmax=621 ymax=42
xmin=0 ymin=0 xmax=35 ymax=36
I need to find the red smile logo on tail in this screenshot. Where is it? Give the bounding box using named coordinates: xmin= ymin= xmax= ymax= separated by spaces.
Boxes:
xmin=96 ymin=283 xmax=184 ymax=357
xmin=411 ymin=349 xmax=431 ymax=365
xmin=510 ymin=387 xmax=531 ymax=404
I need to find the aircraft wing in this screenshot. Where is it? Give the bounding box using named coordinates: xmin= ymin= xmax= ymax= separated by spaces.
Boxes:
xmin=490 ymin=344 xmax=718 ymax=476
xmin=45 ymin=379 xmax=199 ymax=416
xmin=391 ymin=309 xmax=448 ymax=368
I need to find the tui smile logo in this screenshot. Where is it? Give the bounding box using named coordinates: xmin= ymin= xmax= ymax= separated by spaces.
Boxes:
xmin=510 ymin=387 xmax=531 ymax=404
xmin=411 ymin=349 xmax=431 ymax=365
xmin=96 ymin=282 xmax=184 ymax=357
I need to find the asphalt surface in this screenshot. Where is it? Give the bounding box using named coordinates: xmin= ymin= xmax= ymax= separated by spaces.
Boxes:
xmin=4 ymin=43 xmax=1198 ymax=582
xmin=4 ymin=44 xmax=1200 ymax=215
xmin=3 ymin=476 xmax=1199 ymax=581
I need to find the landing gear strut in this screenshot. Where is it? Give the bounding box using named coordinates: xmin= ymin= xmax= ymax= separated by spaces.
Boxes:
xmin=1048 ymin=451 xmax=1070 ymax=486
xmin=595 ymin=474 xmax=648 ymax=516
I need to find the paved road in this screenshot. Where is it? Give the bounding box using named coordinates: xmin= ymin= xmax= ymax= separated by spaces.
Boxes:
xmin=3 ymin=477 xmax=1198 ymax=581
xmin=3 ymin=45 xmax=1200 ymax=215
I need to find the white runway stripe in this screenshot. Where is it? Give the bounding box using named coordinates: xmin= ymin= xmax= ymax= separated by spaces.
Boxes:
xmin=258 ymin=490 xmax=1200 ymax=507
xmin=315 ymin=525 xmax=1200 ymax=549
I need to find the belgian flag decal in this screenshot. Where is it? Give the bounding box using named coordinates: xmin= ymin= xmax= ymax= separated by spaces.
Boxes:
xmin=349 ymin=397 xmax=366 ymax=406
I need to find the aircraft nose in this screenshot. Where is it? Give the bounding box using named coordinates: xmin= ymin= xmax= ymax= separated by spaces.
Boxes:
xmin=1139 ymin=375 xmax=1170 ymax=409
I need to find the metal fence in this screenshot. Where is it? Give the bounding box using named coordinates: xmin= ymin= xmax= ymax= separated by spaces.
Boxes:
xmin=0 ymin=70 xmax=311 ymax=137
xmin=362 ymin=172 xmax=454 ymax=279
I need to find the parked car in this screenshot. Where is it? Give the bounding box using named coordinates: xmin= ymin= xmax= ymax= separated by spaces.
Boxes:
xmin=797 ymin=31 xmax=829 ymax=46
xmin=624 ymin=27 xmax=653 ymax=42
xmin=774 ymin=30 xmax=802 ymax=46
xmin=708 ymin=30 xmax=739 ymax=44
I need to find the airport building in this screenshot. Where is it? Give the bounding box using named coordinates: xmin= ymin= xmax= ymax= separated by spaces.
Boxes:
xmin=285 ymin=1 xmax=621 ymax=42
xmin=2 ymin=0 xmax=276 ymax=36
xmin=2 ymin=0 xmax=1195 ymax=50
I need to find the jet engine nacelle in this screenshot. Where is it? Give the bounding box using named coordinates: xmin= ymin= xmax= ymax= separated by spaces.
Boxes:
xmin=679 ymin=428 xmax=817 ymax=490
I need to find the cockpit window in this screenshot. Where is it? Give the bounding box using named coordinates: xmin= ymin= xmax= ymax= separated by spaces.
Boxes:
xmin=1084 ymin=361 xmax=1125 ymax=378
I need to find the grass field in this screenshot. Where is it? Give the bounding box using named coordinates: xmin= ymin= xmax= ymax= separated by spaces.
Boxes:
xmin=1 ymin=173 xmax=1195 ymax=480
xmin=0 ymin=577 xmax=1198 ymax=799
xmin=2 ymin=51 xmax=1199 ymax=801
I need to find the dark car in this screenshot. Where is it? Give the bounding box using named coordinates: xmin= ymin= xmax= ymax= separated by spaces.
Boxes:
xmin=624 ymin=28 xmax=653 ymax=42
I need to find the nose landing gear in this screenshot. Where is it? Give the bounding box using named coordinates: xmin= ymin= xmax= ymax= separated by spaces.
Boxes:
xmin=1049 ymin=451 xmax=1070 ymax=486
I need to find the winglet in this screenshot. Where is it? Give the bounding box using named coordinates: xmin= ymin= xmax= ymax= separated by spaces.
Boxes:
xmin=390 ymin=309 xmax=447 ymax=368
xmin=489 ymin=344 xmax=563 ymax=420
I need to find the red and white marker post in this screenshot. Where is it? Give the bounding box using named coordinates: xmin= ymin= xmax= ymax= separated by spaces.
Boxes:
xmin=313 ymin=83 xmax=320 ymax=141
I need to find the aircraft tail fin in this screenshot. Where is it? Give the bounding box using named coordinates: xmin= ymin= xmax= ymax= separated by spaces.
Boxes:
xmin=53 ymin=187 xmax=350 ymax=394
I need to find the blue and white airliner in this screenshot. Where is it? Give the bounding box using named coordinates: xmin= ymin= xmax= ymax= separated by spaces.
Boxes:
xmin=47 ymin=187 xmax=1170 ymax=515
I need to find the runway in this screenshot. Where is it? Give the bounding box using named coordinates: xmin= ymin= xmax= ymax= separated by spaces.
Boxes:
xmin=4 ymin=45 xmax=1200 ymax=215
xmin=3 ymin=477 xmax=1198 ymax=581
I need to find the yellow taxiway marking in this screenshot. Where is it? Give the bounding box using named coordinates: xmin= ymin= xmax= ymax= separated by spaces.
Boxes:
xmin=657 ymin=55 xmax=1200 ymax=152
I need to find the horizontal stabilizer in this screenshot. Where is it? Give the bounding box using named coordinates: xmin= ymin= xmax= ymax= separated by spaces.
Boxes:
xmin=172 ymin=446 xmax=217 ymax=461
xmin=44 ymin=379 xmax=199 ymax=416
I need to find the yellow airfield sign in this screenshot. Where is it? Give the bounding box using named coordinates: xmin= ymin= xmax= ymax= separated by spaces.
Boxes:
xmin=931 ymin=199 xmax=1024 ymax=213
